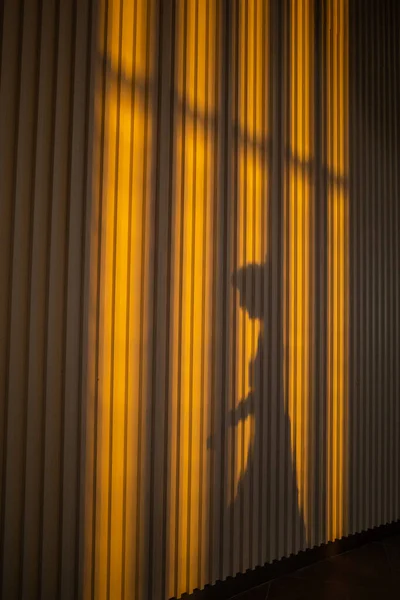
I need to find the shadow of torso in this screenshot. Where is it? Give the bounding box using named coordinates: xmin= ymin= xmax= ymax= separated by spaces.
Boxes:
xmin=225 ymin=261 xmax=305 ymax=565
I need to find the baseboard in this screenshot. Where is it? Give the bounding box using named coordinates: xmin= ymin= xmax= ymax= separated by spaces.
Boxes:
xmin=174 ymin=519 xmax=400 ymax=600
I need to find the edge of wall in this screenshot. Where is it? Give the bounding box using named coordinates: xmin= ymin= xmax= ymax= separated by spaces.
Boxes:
xmin=174 ymin=520 xmax=400 ymax=600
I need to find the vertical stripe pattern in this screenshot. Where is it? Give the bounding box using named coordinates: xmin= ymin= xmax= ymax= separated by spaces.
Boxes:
xmin=0 ymin=1 xmax=400 ymax=599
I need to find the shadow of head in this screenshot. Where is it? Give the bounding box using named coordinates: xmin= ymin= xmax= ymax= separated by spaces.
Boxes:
xmin=231 ymin=262 xmax=268 ymax=320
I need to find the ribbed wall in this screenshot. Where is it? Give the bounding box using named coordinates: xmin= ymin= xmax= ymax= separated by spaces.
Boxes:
xmin=0 ymin=0 xmax=92 ymax=598
xmin=348 ymin=0 xmax=400 ymax=535
xmin=0 ymin=1 xmax=399 ymax=599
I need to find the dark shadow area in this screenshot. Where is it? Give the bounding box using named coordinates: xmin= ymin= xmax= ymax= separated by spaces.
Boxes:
xmin=229 ymin=259 xmax=305 ymax=554
xmin=229 ymin=531 xmax=400 ymax=599
xmin=347 ymin=0 xmax=400 ymax=534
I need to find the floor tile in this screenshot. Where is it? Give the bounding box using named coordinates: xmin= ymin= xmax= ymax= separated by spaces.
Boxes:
xmin=382 ymin=534 xmax=400 ymax=548
xmin=231 ymin=582 xmax=270 ymax=600
xmin=382 ymin=540 xmax=400 ymax=582
xmin=337 ymin=583 xmax=400 ymax=600
xmin=268 ymin=576 xmax=351 ymax=599
xmin=228 ymin=535 xmax=400 ymax=599
xmin=289 ymin=542 xmax=391 ymax=588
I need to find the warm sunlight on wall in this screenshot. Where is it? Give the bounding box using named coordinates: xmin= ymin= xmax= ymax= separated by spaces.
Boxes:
xmin=84 ymin=0 xmax=154 ymax=598
xmin=225 ymin=0 xmax=270 ymax=577
xmin=83 ymin=0 xmax=349 ymax=597
xmin=85 ymin=1 xmax=349 ymax=596
xmin=234 ymin=0 xmax=269 ymax=502
xmin=285 ymin=0 xmax=314 ymax=544
xmin=285 ymin=0 xmax=349 ymax=546
xmin=168 ymin=1 xmax=217 ymax=597
xmin=326 ymin=0 xmax=349 ymax=542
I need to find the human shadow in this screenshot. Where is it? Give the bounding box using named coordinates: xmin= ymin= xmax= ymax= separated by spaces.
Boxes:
xmin=211 ymin=259 xmax=306 ymax=562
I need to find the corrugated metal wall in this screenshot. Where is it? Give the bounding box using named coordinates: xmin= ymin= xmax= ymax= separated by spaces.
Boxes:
xmin=0 ymin=0 xmax=399 ymax=599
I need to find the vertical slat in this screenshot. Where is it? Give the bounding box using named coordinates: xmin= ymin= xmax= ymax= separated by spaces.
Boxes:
xmin=162 ymin=0 xmax=177 ymax=593
xmin=21 ymin=0 xmax=57 ymax=596
xmin=269 ymin=0 xmax=280 ymax=563
xmin=81 ymin=0 xmax=108 ymax=596
xmin=348 ymin=0 xmax=355 ymax=534
xmin=382 ymin=0 xmax=389 ymax=526
xmin=261 ymin=0 xmax=271 ymax=564
xmin=121 ymin=0 xmax=139 ymax=596
xmin=60 ymin=0 xmax=83 ymax=596
xmin=0 ymin=8 xmax=24 ymax=584
xmin=215 ymin=0 xmax=233 ymax=584
xmin=77 ymin=0 xmax=96 ymax=594
xmin=166 ymin=0 xmax=184 ymax=594
xmin=325 ymin=0 xmax=348 ymax=542
xmin=286 ymin=0 xmax=314 ymax=550
xmin=0 ymin=2 xmax=399 ymax=599
xmin=208 ymin=0 xmax=221 ymax=587
xmin=1 ymin=0 xmax=40 ymax=597
xmin=356 ymin=0 xmax=364 ymax=534
xmin=0 ymin=0 xmax=5 ymax=88
xmin=314 ymin=0 xmax=323 ymax=545
xmin=394 ymin=0 xmax=400 ymax=524
xmin=64 ymin=0 xmax=93 ymax=596
xmin=233 ymin=0 xmax=243 ymax=576
xmin=373 ymin=0 xmax=379 ymax=527
xmin=265 ymin=0 xmax=275 ymax=564
xmin=387 ymin=2 xmax=395 ymax=524
xmin=364 ymin=0 xmax=371 ymax=531
xmin=223 ymin=0 xmax=238 ymax=580
xmin=308 ymin=0 xmax=316 ymax=549
xmin=40 ymin=0 xmax=74 ymax=596
xmin=149 ymin=0 xmax=172 ymax=597
xmin=315 ymin=0 xmax=328 ymax=546
xmin=376 ymin=0 xmax=383 ymax=527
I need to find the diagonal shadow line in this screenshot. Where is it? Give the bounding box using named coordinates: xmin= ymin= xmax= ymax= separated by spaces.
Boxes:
xmin=100 ymin=53 xmax=349 ymax=190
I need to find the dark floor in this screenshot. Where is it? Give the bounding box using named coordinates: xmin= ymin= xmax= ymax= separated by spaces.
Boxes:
xmin=231 ymin=535 xmax=400 ymax=599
